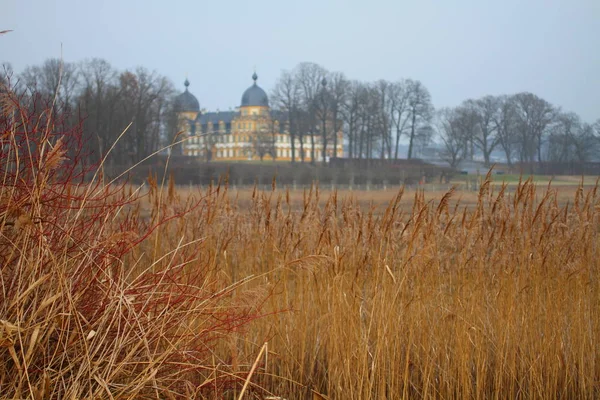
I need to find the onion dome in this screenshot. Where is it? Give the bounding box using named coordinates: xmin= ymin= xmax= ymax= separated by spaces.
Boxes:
xmin=240 ymin=72 xmax=269 ymax=107
xmin=174 ymin=78 xmax=200 ymax=112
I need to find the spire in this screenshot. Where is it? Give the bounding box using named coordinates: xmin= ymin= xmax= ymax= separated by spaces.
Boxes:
xmin=184 ymin=78 xmax=190 ymax=91
xmin=252 ymin=71 xmax=258 ymax=85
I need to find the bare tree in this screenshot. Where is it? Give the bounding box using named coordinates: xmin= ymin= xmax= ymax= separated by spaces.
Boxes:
xmin=78 ymin=58 xmax=117 ymax=163
xmin=455 ymin=105 xmax=479 ymax=161
xmin=373 ymin=80 xmax=394 ymax=159
xmin=75 ymin=59 xmax=174 ymax=166
xmin=510 ymin=92 xmax=557 ymax=164
xmin=574 ymin=123 xmax=599 ymax=162
xmin=466 ymin=96 xmax=500 ymax=167
xmin=0 ymin=62 xmax=14 ymax=88
xmin=316 ymin=77 xmax=330 ymax=164
xmin=20 ymin=58 xmax=79 ymax=116
xmin=406 ymin=79 xmax=434 ymax=159
xmin=119 ymin=67 xmax=174 ymax=163
xmin=355 ymin=83 xmax=379 ymax=160
xmin=492 ymin=95 xmax=519 ymax=166
xmin=436 ymin=107 xmax=468 ymax=168
xmin=271 ymin=69 xmax=301 ymax=163
xmin=296 ymin=62 xmax=327 ymax=164
xmin=390 ymin=80 xmax=411 ymax=160
xmin=252 ymin=122 xmax=276 ymax=161
xmin=548 ymin=112 xmax=579 ymax=162
xmin=325 ymin=71 xmax=348 ymax=161
xmin=342 ymin=80 xmax=363 ymax=159
xmin=549 ymin=112 xmax=598 ymax=163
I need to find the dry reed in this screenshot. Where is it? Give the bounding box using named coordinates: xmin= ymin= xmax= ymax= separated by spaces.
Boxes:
xmin=2 ymin=80 xmax=599 ymax=399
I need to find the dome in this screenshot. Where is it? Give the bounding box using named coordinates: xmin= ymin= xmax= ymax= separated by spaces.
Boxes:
xmin=240 ymin=72 xmax=269 ymax=107
xmin=174 ymin=79 xmax=200 ymax=113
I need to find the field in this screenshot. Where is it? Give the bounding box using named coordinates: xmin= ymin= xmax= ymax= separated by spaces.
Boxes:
xmin=181 ymin=180 xmax=600 ymax=399
xmin=1 ymin=90 xmax=600 ymax=399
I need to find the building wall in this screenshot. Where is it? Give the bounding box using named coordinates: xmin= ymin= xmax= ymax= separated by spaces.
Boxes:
xmin=179 ymin=107 xmax=343 ymax=162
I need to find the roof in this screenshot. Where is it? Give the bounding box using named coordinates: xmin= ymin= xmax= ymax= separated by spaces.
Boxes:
xmin=197 ymin=111 xmax=236 ymax=124
xmin=174 ymin=79 xmax=200 ymax=112
xmin=240 ymin=72 xmax=269 ymax=107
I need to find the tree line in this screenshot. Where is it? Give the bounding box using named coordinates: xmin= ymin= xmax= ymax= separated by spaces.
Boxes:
xmin=2 ymin=59 xmax=599 ymax=170
xmin=272 ymin=62 xmax=600 ymax=168
xmin=271 ymin=63 xmax=436 ymax=164
xmin=436 ymin=94 xmax=600 ymax=168
xmin=1 ymin=59 xmax=177 ymax=167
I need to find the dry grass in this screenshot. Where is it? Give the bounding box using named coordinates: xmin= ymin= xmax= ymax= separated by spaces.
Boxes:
xmin=0 ymin=88 xmax=266 ymax=399
xmin=2 ymin=84 xmax=599 ymax=399
xmin=160 ymin=176 xmax=600 ymax=399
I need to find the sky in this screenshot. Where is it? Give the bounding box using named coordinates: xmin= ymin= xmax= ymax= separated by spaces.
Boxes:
xmin=2 ymin=0 xmax=599 ymax=123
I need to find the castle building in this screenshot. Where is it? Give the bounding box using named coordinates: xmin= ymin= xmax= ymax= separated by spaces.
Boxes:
xmin=173 ymin=73 xmax=343 ymax=162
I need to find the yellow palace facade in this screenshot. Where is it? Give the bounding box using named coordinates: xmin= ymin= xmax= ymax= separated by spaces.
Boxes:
xmin=174 ymin=73 xmax=343 ymax=162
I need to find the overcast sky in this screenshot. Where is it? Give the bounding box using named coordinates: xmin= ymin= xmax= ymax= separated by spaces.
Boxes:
xmin=2 ymin=0 xmax=599 ymax=122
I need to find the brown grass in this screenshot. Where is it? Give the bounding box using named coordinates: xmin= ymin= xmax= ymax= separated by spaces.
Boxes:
xmin=2 ymin=84 xmax=599 ymax=399
xmin=153 ymin=176 xmax=599 ymax=399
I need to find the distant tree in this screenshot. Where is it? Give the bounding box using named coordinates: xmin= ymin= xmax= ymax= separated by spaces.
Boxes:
xmin=341 ymin=80 xmax=364 ymax=159
xmin=406 ymin=80 xmax=434 ymax=159
xmin=373 ymin=80 xmax=394 ymax=160
xmin=163 ymin=100 xmax=181 ymax=155
xmin=390 ymin=80 xmax=411 ymax=160
xmin=271 ymin=69 xmax=302 ymax=163
xmin=548 ymin=112 xmax=579 ymax=162
xmin=575 ymin=123 xmax=599 ymax=162
xmin=549 ymin=112 xmax=598 ymax=163
xmin=117 ymin=67 xmax=174 ymax=163
xmin=355 ymin=83 xmax=380 ymax=160
xmin=316 ymin=76 xmax=330 ymax=164
xmin=465 ymin=96 xmax=500 ymax=167
xmin=252 ymin=122 xmax=276 ymax=161
xmin=324 ymin=71 xmax=348 ymax=161
xmin=20 ymin=58 xmax=79 ymax=116
xmin=200 ymin=125 xmax=218 ymax=162
xmin=510 ymin=92 xmax=557 ymax=164
xmin=455 ymin=105 xmax=480 ymax=161
xmin=414 ymin=124 xmax=434 ymax=154
xmin=296 ymin=62 xmax=327 ymax=164
xmin=77 ymin=58 xmax=118 ymax=163
xmin=436 ymin=107 xmax=468 ymax=168
xmin=0 ymin=62 xmax=13 ymax=88
xmin=74 ymin=59 xmax=175 ymax=166
xmin=492 ymin=95 xmax=519 ymax=166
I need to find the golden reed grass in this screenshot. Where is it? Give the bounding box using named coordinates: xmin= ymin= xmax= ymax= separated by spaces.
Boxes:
xmin=2 ymin=82 xmax=599 ymax=398
xmin=184 ymin=173 xmax=599 ymax=399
